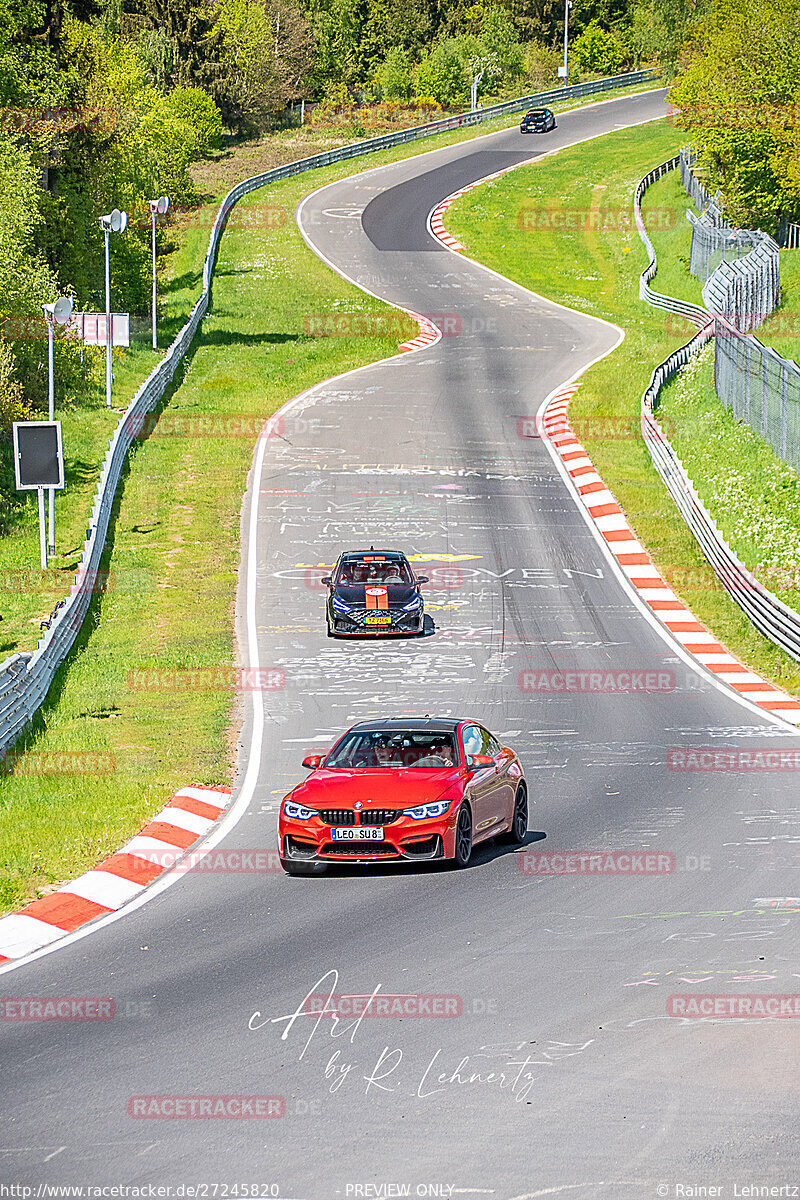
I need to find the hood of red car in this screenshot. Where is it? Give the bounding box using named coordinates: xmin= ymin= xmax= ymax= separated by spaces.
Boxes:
xmin=290 ymin=768 xmax=461 ymax=809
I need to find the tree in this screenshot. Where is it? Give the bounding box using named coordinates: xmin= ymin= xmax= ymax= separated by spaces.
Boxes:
xmin=671 ymin=0 xmax=800 ymax=227
xmin=375 ymin=46 xmax=413 ymax=99
xmin=571 ymin=19 xmax=626 ymax=72
xmin=629 ymin=0 xmax=710 ymax=76
xmin=212 ymin=0 xmax=313 ymax=129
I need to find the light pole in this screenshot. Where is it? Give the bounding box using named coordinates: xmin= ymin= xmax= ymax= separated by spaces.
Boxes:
xmin=148 ymin=196 xmax=169 ymax=350
xmin=471 ymin=71 xmax=484 ymax=113
xmin=42 ymin=295 xmax=74 ymax=557
xmin=561 ymin=0 xmax=573 ymax=87
xmin=98 ymin=208 xmax=128 ymax=408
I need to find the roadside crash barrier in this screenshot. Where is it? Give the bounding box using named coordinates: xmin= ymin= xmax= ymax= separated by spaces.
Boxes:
xmin=635 ymin=159 xmax=800 ymax=665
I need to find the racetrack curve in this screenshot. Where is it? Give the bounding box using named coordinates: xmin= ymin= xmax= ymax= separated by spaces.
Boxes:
xmin=1 ymin=90 xmax=799 ymax=1198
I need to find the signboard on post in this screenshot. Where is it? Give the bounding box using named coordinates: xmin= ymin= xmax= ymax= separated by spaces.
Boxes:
xmin=12 ymin=421 xmax=65 ymax=570
xmin=69 ymin=312 xmax=130 ymax=348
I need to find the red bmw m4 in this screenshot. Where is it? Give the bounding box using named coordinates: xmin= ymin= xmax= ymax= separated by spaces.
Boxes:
xmin=278 ymin=718 xmax=528 ymax=875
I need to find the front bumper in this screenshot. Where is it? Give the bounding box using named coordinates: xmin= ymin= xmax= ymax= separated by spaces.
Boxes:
xmin=329 ymin=606 xmax=424 ymax=636
xmin=280 ymin=811 xmax=457 ymax=863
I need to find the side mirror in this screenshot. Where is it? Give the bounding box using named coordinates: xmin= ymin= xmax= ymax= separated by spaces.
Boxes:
xmin=302 ymin=754 xmax=325 ymax=770
xmin=321 ymin=576 xmax=332 ymax=585
xmin=466 ymin=754 xmax=495 ymax=771
xmin=417 ymin=575 xmax=429 ymax=584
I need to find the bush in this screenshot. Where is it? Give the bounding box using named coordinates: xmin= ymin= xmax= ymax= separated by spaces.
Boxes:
xmin=375 ymin=48 xmax=413 ymax=101
xmin=163 ymin=87 xmax=223 ymax=157
xmin=572 ymin=21 xmax=627 ymax=75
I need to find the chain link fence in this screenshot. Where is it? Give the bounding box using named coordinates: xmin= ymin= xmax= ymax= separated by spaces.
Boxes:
xmin=680 ymin=150 xmax=781 ymax=328
xmin=678 ymin=150 xmax=797 ymax=464
xmin=637 ymin=156 xmax=800 ymax=664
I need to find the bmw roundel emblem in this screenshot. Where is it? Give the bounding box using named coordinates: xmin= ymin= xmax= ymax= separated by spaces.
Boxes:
xmin=354 ymin=802 xmax=363 ymax=810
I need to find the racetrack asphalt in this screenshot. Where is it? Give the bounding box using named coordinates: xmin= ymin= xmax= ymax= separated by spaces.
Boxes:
xmin=1 ymin=90 xmax=799 ymax=1198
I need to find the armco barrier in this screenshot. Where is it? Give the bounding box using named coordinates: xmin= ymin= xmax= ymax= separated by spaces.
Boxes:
xmin=0 ymin=69 xmax=659 ymax=757
xmin=635 ymin=160 xmax=800 ymax=665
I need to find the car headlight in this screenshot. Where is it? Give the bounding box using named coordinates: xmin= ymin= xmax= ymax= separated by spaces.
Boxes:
xmin=283 ymin=800 xmax=318 ymax=820
xmin=402 ymin=595 xmax=422 ymax=611
xmin=332 ymin=596 xmax=352 ymax=613
xmin=402 ymin=799 xmax=453 ymax=820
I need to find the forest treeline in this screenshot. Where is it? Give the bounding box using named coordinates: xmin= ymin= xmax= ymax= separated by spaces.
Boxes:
xmin=2 ymin=0 xmax=798 ymax=431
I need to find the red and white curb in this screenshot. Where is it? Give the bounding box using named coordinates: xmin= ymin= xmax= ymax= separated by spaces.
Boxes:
xmin=427 ymin=164 xmax=522 ymax=254
xmin=0 ymin=786 xmax=232 ymax=963
xmin=540 ymin=388 xmax=800 ymax=723
xmin=399 ymin=311 xmax=440 ymax=353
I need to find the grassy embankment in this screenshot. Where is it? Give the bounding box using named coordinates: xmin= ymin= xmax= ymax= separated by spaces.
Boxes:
xmin=445 ymin=118 xmax=800 ymax=697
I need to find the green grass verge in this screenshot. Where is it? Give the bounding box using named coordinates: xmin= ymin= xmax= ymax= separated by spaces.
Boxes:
xmin=445 ymin=118 xmax=800 ymax=697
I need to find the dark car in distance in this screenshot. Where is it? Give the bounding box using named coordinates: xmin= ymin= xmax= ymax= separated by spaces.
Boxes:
xmin=323 ymin=549 xmax=427 ymax=637
xmin=520 ymin=107 xmax=557 ymax=134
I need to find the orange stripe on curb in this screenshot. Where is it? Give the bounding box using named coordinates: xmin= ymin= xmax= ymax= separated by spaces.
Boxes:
xmin=167 ymin=795 xmax=226 ymax=821
xmin=588 ymin=503 xmax=622 ymax=518
xmin=97 ymin=852 xmax=163 ymax=885
xmin=139 ymin=822 xmax=197 ymax=849
xmin=23 ymin=893 xmax=112 ymax=931
xmin=615 ymin=553 xmax=651 ymax=565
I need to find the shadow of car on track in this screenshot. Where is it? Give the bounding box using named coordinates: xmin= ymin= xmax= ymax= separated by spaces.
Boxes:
xmin=283 ymin=830 xmax=546 ymax=880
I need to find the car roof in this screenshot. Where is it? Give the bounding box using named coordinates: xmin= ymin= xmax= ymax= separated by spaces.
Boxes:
xmin=338 ymin=549 xmax=408 ymax=561
xmin=347 ymin=717 xmax=465 ymax=733
xmin=526 ymin=108 xmax=550 ymax=115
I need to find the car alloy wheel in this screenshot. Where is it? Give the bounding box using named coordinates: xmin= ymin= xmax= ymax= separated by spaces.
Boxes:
xmin=451 ymin=804 xmax=473 ymax=868
xmin=502 ymin=783 xmax=528 ymax=846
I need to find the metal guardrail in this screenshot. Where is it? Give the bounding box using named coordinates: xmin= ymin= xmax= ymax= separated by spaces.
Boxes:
xmin=635 ymin=159 xmax=800 ymax=665
xmin=634 ymin=156 xmax=709 ymax=329
xmin=0 ymin=69 xmax=660 ymax=757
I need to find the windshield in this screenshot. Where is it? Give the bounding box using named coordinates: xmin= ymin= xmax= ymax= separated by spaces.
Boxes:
xmin=325 ymin=730 xmax=458 ymax=769
xmin=336 ymin=558 xmax=413 ymax=586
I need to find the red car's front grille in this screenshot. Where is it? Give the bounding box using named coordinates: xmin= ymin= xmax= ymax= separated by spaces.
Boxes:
xmin=359 ymin=809 xmax=401 ymax=825
xmin=318 ymin=810 xmax=356 ymax=825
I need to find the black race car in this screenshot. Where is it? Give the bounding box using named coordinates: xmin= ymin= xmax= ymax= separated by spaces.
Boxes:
xmin=520 ymin=107 xmax=556 ymax=134
xmin=322 ymin=549 xmax=428 ymax=637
